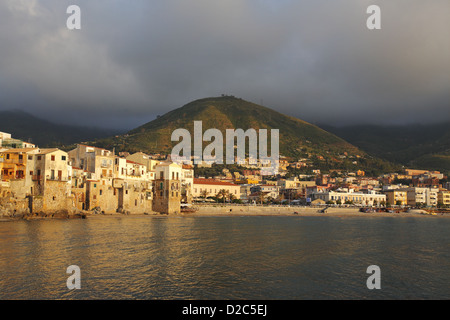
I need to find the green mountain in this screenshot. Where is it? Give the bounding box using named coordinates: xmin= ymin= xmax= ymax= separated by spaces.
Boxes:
xmin=320 ymin=123 xmax=450 ymax=174
xmin=93 ymin=96 xmax=397 ymax=174
xmin=0 ymin=110 xmax=118 ymax=148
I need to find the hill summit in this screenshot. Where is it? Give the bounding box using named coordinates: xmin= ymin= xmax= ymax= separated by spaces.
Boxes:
xmin=95 ymin=96 xmax=364 ymax=161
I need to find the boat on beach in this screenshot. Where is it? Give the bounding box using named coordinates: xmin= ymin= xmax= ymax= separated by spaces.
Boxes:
xmin=180 ymin=204 xmax=198 ymax=213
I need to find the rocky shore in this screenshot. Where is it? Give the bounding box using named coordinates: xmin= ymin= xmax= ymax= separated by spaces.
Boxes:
xmin=0 ymin=199 xmax=87 ymax=221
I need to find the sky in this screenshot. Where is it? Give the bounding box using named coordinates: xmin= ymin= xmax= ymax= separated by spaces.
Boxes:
xmin=1 ymin=0 xmax=449 ymax=130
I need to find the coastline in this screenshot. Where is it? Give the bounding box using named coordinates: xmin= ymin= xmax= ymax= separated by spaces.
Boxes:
xmin=186 ymin=205 xmax=450 ymax=218
xmin=2 ymin=206 xmax=449 ymax=221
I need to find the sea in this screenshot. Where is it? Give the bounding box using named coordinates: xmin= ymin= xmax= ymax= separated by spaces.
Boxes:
xmin=0 ymin=215 xmax=449 ymax=299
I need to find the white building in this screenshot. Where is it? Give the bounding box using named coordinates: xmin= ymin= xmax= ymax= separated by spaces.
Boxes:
xmin=400 ymin=187 xmax=439 ymax=207
xmin=311 ymin=189 xmax=386 ymax=206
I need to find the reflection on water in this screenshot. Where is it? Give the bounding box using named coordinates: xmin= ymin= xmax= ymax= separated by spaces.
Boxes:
xmin=0 ymin=216 xmax=449 ymax=299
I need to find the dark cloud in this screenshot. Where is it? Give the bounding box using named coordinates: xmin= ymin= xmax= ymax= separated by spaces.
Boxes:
xmin=0 ymin=0 xmax=449 ymax=129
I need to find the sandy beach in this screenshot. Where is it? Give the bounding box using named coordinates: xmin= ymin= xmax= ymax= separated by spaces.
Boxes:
xmin=184 ymin=205 xmax=450 ymax=218
xmin=81 ymin=205 xmax=450 ymax=219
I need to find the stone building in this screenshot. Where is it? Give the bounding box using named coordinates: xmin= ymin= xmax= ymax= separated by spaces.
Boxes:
xmin=69 ymin=145 xmax=155 ymax=214
xmin=152 ymin=162 xmax=182 ymax=214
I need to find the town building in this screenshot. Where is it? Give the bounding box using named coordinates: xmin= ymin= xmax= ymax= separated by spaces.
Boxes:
xmin=126 ymin=152 xmax=161 ymax=171
xmin=0 ymin=132 xmax=35 ymax=149
xmin=193 ymin=178 xmax=240 ymax=201
xmin=311 ymin=189 xmax=386 ymax=206
xmin=0 ymin=148 xmax=40 ymax=198
xmin=384 ymin=190 xmax=408 ymax=206
xmin=438 ymin=190 xmax=450 ymax=207
xmin=69 ymin=144 xmax=154 ymax=214
xmin=400 ymin=187 xmax=439 ymax=207
xmin=249 ymin=184 xmax=280 ymax=201
xmin=181 ymin=165 xmax=194 ymax=204
xmin=152 ymin=162 xmax=182 ymax=214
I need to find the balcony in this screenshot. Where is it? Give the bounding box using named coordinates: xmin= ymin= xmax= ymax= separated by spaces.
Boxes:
xmin=46 ymin=175 xmax=68 ymax=182
xmin=14 ymin=173 xmax=25 ymax=180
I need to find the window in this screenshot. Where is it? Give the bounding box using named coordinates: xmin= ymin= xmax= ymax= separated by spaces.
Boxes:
xmin=62 ymin=156 xmax=66 ymax=161
xmin=100 ymin=190 xmax=103 ymax=195
xmin=28 ymin=155 xmax=32 ymax=160
xmin=37 ymin=156 xmax=41 ymax=161
xmin=6 ymin=154 xmax=9 ymax=160
xmin=51 ymin=155 xmax=55 ymax=161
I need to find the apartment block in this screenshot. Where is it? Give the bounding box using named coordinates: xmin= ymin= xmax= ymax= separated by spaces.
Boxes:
xmin=438 ymin=190 xmax=450 ymax=206
xmin=384 ymin=190 xmax=408 ymax=206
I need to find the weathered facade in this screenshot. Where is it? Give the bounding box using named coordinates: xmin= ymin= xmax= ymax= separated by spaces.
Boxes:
xmin=1 ymin=143 xmax=184 ymax=216
xmin=152 ymin=162 xmax=182 ymax=214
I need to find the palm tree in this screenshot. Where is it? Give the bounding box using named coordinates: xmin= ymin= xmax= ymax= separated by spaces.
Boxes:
xmin=257 ymin=192 xmax=265 ymax=205
xmin=216 ymin=189 xmax=228 ymax=203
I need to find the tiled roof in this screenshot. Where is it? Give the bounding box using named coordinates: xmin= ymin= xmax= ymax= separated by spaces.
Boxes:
xmin=194 ymin=178 xmax=237 ymax=186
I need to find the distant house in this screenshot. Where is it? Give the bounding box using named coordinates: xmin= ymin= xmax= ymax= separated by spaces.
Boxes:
xmin=0 ymin=131 xmax=35 ymax=149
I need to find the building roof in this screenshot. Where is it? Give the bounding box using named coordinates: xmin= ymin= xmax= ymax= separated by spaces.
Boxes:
xmin=36 ymin=148 xmax=61 ymax=155
xmin=1 ymin=148 xmax=39 ymax=153
xmin=156 ymin=161 xmax=181 ymax=167
xmin=78 ymin=144 xmax=113 ymax=153
xmin=194 ymin=178 xmax=238 ymax=186
xmin=126 ymin=159 xmax=140 ymax=164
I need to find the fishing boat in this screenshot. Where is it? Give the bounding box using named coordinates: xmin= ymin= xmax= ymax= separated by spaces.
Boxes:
xmin=180 ymin=203 xmax=198 ymax=213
